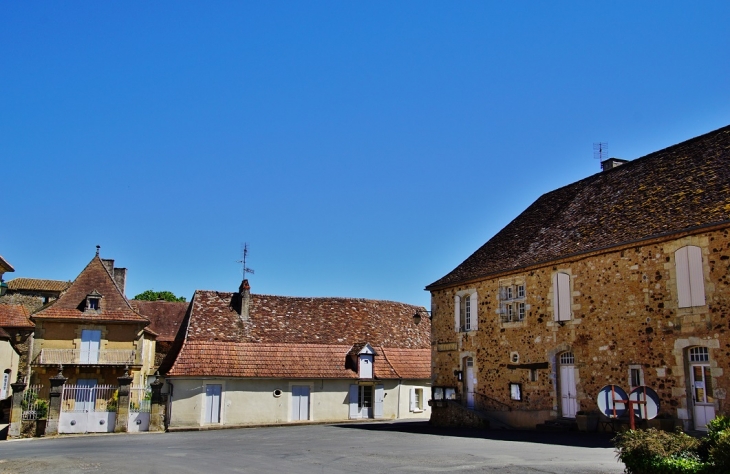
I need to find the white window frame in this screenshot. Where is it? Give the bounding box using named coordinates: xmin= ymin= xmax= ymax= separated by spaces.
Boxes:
xmin=628 ymin=365 xmax=644 ymax=389
xmin=675 ymin=246 xmax=706 ymax=308
xmin=454 ymin=291 xmax=478 ymax=332
xmin=410 ymin=388 xmax=424 ymax=413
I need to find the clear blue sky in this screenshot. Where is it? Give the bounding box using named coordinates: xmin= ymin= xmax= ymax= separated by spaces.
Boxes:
xmin=1 ymin=2 xmax=728 ymax=307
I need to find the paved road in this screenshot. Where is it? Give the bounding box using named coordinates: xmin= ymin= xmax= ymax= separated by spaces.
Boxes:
xmin=0 ymin=421 xmax=624 ymax=473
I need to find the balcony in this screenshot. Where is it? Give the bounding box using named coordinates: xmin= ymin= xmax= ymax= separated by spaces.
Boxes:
xmin=38 ymin=349 xmax=138 ymax=366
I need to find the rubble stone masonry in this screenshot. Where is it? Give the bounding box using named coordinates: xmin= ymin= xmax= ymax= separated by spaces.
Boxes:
xmin=430 ymin=227 xmax=730 ymax=429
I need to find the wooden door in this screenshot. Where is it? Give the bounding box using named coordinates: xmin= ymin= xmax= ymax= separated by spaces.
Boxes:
xmin=691 ymin=364 xmax=715 ymax=430
xmin=291 ymin=385 xmax=310 ymax=421
xmin=560 ymin=364 xmax=577 ymax=418
xmin=80 ymin=329 xmax=101 ymax=364
xmin=465 ymin=358 xmax=475 ymax=409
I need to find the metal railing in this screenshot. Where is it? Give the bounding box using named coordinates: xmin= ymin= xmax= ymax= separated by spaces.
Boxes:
xmin=129 ymin=386 xmax=152 ymax=413
xmin=39 ymin=349 xmax=137 ymax=365
xmin=61 ymin=384 xmax=118 ymax=413
xmin=21 ymin=385 xmax=49 ymax=420
xmin=473 ymin=391 xmax=512 ymax=412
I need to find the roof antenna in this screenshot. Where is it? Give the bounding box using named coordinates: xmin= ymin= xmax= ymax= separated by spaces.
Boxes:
xmin=96 ymin=245 xmax=100 ymax=256
xmin=236 ymin=243 xmax=255 ymax=281
xmin=593 ymin=142 xmax=608 ymax=168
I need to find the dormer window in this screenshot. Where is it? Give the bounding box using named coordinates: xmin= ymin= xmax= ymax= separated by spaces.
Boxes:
xmin=356 ymin=343 xmax=375 ymax=379
xmin=85 ymin=290 xmax=102 ymax=311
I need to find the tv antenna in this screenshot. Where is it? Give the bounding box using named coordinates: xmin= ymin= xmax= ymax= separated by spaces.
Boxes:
xmin=237 ymin=243 xmax=255 ymax=280
xmin=593 ymin=142 xmax=608 ymax=167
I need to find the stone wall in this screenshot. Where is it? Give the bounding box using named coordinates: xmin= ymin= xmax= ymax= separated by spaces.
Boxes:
xmin=430 ymin=227 xmax=730 ymax=429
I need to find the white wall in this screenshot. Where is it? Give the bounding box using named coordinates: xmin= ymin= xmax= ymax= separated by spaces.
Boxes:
xmin=167 ymin=377 xmax=431 ymax=428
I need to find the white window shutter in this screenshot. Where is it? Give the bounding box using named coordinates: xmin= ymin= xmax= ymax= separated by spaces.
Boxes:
xmin=454 ymin=295 xmax=461 ymax=332
xmin=687 ymin=246 xmax=706 ymax=307
xmin=554 ymin=273 xmax=571 ymax=321
xmin=675 ymin=247 xmax=691 ymax=308
xmin=409 ymin=388 xmax=416 ymax=412
xmin=374 ymin=385 xmax=384 ymax=418
xmin=470 ymin=292 xmax=478 ymax=330
xmin=349 ymin=385 xmax=359 ymax=419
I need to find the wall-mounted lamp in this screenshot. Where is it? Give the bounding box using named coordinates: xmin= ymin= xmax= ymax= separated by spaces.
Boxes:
xmin=413 ymin=309 xmax=431 ymax=325
xmin=0 ymin=279 xmax=7 ymax=297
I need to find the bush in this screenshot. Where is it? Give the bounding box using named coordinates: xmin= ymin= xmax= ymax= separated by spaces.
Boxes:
xmin=614 ymin=429 xmax=701 ymax=474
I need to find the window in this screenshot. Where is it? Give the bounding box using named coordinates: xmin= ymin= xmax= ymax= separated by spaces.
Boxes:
xmin=500 ymin=280 xmax=526 ymax=323
xmin=85 ymin=290 xmax=102 ymax=312
xmin=675 ymin=246 xmax=705 ymax=308
xmin=689 ymin=346 xmax=709 ymax=363
xmin=553 ymin=272 xmax=572 ymax=321
xmin=454 ymin=292 xmax=478 ymax=332
xmin=510 ymin=383 xmax=522 ymax=401
xmin=88 ymin=298 xmax=99 ymax=310
xmin=530 ymin=369 xmax=538 ymax=382
xmin=559 ymin=352 xmax=575 ymax=365
xmin=629 ymin=365 xmax=643 ymax=388
xmin=410 ymin=388 xmax=424 ymax=412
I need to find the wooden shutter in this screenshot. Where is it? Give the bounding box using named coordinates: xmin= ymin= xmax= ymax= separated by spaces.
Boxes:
xmin=374 ymin=385 xmax=384 ymax=418
xmin=454 ymin=295 xmax=461 ymax=332
xmin=687 ymin=246 xmax=706 ymax=307
xmin=554 ymin=273 xmax=571 ymax=321
xmin=675 ymin=247 xmax=691 ymax=308
xmin=469 ymin=292 xmax=478 ymax=330
xmin=409 ymin=388 xmax=416 ymax=412
xmin=348 ymin=385 xmax=359 ymax=419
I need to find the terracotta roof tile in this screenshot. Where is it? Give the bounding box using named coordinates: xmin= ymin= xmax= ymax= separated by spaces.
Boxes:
xmin=32 ymin=255 xmax=148 ymax=323
xmin=131 ymin=301 xmax=189 ymax=341
xmin=0 ymin=304 xmax=34 ymax=328
xmin=0 ymin=327 xmax=10 ymax=339
xmin=380 ymin=348 xmax=431 ymax=379
xmin=428 ymin=125 xmax=730 ymax=289
xmin=7 ymin=278 xmax=71 ymax=293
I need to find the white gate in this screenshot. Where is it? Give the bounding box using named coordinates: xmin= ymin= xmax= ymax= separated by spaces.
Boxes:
xmin=128 ymin=386 xmax=151 ymax=432
xmin=59 ymin=384 xmax=117 ymax=434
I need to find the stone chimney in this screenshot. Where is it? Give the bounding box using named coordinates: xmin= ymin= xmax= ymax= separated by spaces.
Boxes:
xmin=238 ymin=279 xmax=251 ymax=321
xmin=601 ymin=157 xmax=629 ymax=172
xmin=101 ymin=259 xmax=114 ymax=275
xmin=113 ymin=268 xmax=127 ymax=295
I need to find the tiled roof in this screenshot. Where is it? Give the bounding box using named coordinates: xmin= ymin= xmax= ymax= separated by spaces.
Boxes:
xmin=7 ymin=278 xmax=71 ymax=293
xmin=380 ymin=348 xmax=431 ymax=379
xmin=32 ymin=255 xmax=148 ymax=323
xmin=0 ymin=327 xmax=10 ymax=339
xmin=167 ymin=341 xmax=429 ymax=379
xmin=428 ymin=125 xmax=730 ymax=289
xmin=0 ymin=304 xmax=34 ymax=328
xmin=130 ymin=301 xmax=189 ymax=342
xmin=185 ymin=291 xmax=430 ymax=348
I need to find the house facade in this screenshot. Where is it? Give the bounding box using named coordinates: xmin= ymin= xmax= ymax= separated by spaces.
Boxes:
xmin=426 ymin=125 xmax=730 ymax=431
xmin=29 ymin=250 xmax=156 ymax=389
xmin=163 ymin=280 xmax=432 ymax=428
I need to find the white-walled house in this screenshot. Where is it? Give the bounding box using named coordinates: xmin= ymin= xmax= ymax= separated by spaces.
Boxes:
xmin=163 ymin=280 xmax=431 ymax=428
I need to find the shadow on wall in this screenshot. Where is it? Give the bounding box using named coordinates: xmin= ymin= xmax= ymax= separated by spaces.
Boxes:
xmin=332 ymin=421 xmax=615 ymax=449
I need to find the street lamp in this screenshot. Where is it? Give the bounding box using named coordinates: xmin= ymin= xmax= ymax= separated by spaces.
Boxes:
xmin=412 ymin=309 xmax=431 ymax=325
xmin=0 ymin=279 xmax=7 ymax=297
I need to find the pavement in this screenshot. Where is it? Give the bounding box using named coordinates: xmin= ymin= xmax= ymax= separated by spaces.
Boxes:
xmin=0 ymin=421 xmax=625 ymax=473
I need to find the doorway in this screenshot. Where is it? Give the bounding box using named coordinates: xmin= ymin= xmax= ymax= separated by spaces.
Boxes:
xmin=291 ymin=385 xmax=310 ymax=421
xmin=465 ymin=357 xmax=475 ymax=409
xmin=205 ymin=384 xmax=222 ymax=424
xmin=559 ymin=352 xmax=577 ymax=418
xmin=688 ymin=347 xmax=715 ymax=431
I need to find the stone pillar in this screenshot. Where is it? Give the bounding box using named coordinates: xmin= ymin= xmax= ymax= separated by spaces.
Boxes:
xmin=44 ymin=371 xmax=68 ymax=436
xmin=8 ymin=380 xmax=27 ymax=438
xmin=149 ymin=378 xmax=166 ymax=432
xmin=114 ymin=372 xmax=134 ymax=433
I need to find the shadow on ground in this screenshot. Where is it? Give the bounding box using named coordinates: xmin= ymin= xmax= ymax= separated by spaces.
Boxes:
xmin=332 ymin=421 xmax=616 ymax=449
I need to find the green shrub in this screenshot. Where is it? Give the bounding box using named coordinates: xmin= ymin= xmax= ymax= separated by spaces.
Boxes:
xmin=706 ymin=428 xmax=730 ymax=473
xmin=614 ymin=429 xmax=701 ymax=474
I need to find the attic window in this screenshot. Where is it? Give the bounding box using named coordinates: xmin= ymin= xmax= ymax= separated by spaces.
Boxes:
xmin=85 ymin=291 xmax=102 ymax=311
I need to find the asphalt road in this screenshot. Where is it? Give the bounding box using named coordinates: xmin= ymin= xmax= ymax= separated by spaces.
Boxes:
xmin=0 ymin=421 xmax=624 ymax=473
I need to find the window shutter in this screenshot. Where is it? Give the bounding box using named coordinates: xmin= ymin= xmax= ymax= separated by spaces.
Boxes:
xmin=409 ymin=388 xmax=416 ymax=412
xmin=470 ymin=292 xmax=478 ymax=330
xmin=675 ymin=247 xmax=691 ymax=308
xmin=454 ymin=295 xmax=461 ymax=332
xmin=687 ymin=246 xmax=706 ymax=307
xmin=349 ymin=385 xmax=359 ymax=419
xmin=374 ymin=385 xmax=384 ymax=418
xmin=554 ymin=273 xmax=571 ymax=321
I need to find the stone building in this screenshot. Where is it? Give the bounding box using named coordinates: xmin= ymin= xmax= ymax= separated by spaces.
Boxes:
xmin=1 ymin=278 xmax=71 ymax=313
xmin=426 ymin=125 xmax=730 ymax=431
xmin=163 ymin=280 xmax=432 ymax=428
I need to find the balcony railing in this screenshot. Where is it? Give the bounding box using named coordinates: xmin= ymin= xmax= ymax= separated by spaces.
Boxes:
xmin=38 ymin=349 xmax=138 ymax=366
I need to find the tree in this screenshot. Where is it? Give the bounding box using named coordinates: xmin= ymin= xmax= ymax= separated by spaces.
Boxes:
xmin=133 ymin=290 xmax=186 ymax=302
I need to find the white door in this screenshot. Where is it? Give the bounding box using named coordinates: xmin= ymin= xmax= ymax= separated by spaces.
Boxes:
xmin=77 ymin=379 xmax=97 ymax=413
xmin=291 ymin=385 xmax=310 ymax=421
xmin=205 ymin=384 xmax=222 ymax=424
xmin=374 ymin=385 xmax=384 ymax=419
xmin=465 ymin=358 xmax=475 ymax=409
xmin=80 ymin=329 xmax=101 ymax=364
xmin=560 ymin=357 xmax=578 ymax=418
xmin=691 ymin=364 xmax=715 ymax=430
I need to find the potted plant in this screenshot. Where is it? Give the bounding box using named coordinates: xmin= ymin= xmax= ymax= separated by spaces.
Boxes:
xmin=576 ymin=410 xmax=599 ymax=432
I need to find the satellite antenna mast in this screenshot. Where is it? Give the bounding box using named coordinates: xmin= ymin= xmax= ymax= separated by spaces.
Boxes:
xmin=593 ymin=142 xmax=608 ymax=168
xmin=237 ymin=243 xmax=255 ymax=280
